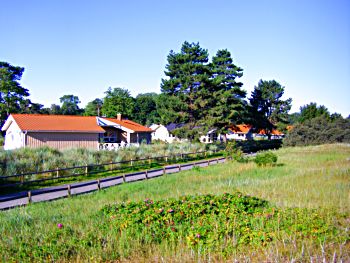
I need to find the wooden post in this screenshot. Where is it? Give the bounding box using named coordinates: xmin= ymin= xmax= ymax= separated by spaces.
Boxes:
xmin=85 ymin=165 xmax=88 ymax=176
xmin=56 ymin=167 xmax=59 ymax=178
xmin=216 ymin=158 xmax=219 ymax=164
xmin=130 ymin=159 xmax=133 ymax=166
xmin=178 ymin=164 xmax=181 ymax=171
xmin=165 ymin=156 xmax=168 ymax=163
xmin=20 ymin=175 xmax=24 ymax=184
xmin=97 ymin=180 xmax=101 ymax=190
xmin=27 ymin=191 xmax=32 ymax=204
xmin=145 ymin=170 xmax=148 ymax=179
xmin=67 ymin=185 xmax=71 ymax=197
xmin=122 ymin=174 xmax=126 ymax=183
xmin=163 ymin=167 xmax=166 ymax=175
xmin=207 ymin=160 xmax=210 ymax=166
xmin=110 ymin=161 xmax=113 ymax=171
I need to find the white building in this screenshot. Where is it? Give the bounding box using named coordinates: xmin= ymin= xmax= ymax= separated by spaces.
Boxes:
xmin=149 ymin=124 xmax=177 ymax=143
xmin=199 ymin=129 xmax=222 ymax=143
xmin=226 ymin=124 xmax=253 ymax=141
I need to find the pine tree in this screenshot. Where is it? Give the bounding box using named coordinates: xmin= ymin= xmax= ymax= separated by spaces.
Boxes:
xmin=161 ymin=41 xmax=210 ymax=130
xmin=206 ymin=49 xmax=246 ymax=139
xmin=249 ymin=80 xmax=292 ymax=137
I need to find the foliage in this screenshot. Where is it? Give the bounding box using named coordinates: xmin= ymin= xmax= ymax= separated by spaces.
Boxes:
xmin=134 ymin=93 xmax=160 ymax=125
xmin=160 ymin=41 xmax=210 ymax=135
xmin=156 ymin=94 xmax=188 ymax=125
xmin=283 ymin=115 xmax=350 ymax=146
xmin=101 ymin=87 xmax=135 ymax=119
xmin=249 ymin=79 xmax=292 ymax=136
xmin=84 ymin=98 xmax=103 ymax=116
xmin=224 ymin=141 xmax=246 ymax=163
xmin=254 ymin=151 xmax=278 ymax=166
xmin=0 ymin=62 xmax=30 ymax=124
xmin=101 ymin=192 xmax=346 ymax=254
xmin=206 ymin=49 xmax=247 ymax=136
xmin=59 ymin=94 xmax=83 ymax=115
xmin=298 ymin=102 xmax=330 ymax=123
xmin=235 ymin=139 xmax=282 ymax=153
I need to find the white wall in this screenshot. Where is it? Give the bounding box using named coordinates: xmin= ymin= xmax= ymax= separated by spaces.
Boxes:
xmin=150 ymin=124 xmax=176 ymax=143
xmin=4 ymin=121 xmax=25 ymax=150
xmin=227 ymin=133 xmax=247 ymax=141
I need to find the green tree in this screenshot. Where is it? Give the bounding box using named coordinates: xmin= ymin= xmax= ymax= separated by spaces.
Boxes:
xmin=161 ymin=41 xmax=210 ymax=134
xmin=0 ymin=62 xmax=30 ymax=122
xmin=60 ymin=95 xmax=83 ymax=115
xmin=156 ymin=94 xmax=189 ymax=125
xmin=101 ymin=87 xmax=135 ymax=119
xmin=206 ymin=49 xmax=246 ymax=140
xmin=284 ymin=115 xmax=350 ymax=146
xmin=134 ymin=93 xmax=160 ymax=125
xmin=84 ymin=98 xmax=103 ymax=116
xmin=19 ymin=99 xmax=45 ymax=114
xmin=298 ymin=102 xmax=330 ymax=123
xmin=49 ymin=104 xmax=61 ymax=115
xmin=249 ymin=80 xmax=292 ymax=137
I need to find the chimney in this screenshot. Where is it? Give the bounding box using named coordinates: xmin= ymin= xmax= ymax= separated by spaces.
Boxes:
xmin=117 ymin=113 xmax=122 ymax=121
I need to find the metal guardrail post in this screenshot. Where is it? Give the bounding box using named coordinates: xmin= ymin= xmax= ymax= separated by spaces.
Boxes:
xmin=178 ymin=164 xmax=181 ymax=171
xmin=145 ymin=170 xmax=148 ymax=179
xmin=163 ymin=167 xmax=166 ymax=175
xmin=97 ymin=180 xmax=101 ymax=190
xmin=122 ymin=174 xmax=126 ymax=183
xmin=67 ymin=185 xmax=71 ymax=197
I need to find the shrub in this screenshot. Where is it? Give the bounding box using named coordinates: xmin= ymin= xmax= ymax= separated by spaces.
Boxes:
xmin=254 ymin=151 xmax=278 ymax=166
xmin=224 ymin=141 xmax=247 ymax=163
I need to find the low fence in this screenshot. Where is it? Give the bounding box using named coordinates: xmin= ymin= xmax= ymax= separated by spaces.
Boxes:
xmin=0 ymin=150 xmax=222 ymax=188
xmin=0 ymin=156 xmax=226 ymax=210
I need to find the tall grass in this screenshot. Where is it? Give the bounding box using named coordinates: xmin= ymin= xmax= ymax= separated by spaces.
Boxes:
xmin=0 ymin=144 xmax=349 ymax=262
xmin=0 ymin=142 xmax=209 ymax=177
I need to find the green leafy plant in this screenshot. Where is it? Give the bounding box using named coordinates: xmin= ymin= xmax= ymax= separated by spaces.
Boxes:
xmin=254 ymin=151 xmax=278 ymax=166
xmin=224 ymin=141 xmax=247 ymax=163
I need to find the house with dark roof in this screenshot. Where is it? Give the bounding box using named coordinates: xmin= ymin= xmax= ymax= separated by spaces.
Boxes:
xmin=1 ymin=113 xmax=152 ymax=150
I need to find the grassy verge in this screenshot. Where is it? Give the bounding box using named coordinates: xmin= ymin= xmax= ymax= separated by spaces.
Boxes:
xmin=0 ymin=144 xmax=349 ymax=262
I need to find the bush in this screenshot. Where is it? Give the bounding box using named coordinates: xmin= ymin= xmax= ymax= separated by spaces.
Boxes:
xmin=283 ymin=116 xmax=350 ymax=146
xmin=254 ymin=151 xmax=278 ymax=166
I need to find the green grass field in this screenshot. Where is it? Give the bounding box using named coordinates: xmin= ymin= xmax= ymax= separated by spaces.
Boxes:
xmin=0 ymin=144 xmax=349 ymax=262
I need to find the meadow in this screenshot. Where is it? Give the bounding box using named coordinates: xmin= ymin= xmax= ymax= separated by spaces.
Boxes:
xmin=0 ymin=144 xmax=349 ymax=262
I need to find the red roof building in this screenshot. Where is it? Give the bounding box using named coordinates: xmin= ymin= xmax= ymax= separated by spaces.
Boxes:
xmin=1 ymin=114 xmax=152 ymax=150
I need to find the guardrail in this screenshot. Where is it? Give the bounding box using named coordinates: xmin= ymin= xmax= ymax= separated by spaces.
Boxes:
xmin=0 ymin=150 xmax=221 ymax=188
xmin=0 ymin=156 xmax=226 ymax=210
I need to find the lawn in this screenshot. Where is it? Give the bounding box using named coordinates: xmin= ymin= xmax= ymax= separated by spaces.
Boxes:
xmin=0 ymin=144 xmax=349 ymax=262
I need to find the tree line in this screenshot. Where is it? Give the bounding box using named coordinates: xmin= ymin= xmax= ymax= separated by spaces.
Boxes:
xmin=1 ymin=42 xmax=349 ymax=142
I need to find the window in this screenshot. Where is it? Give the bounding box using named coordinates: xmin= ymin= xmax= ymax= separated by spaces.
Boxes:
xmin=100 ymin=131 xmax=117 ymax=143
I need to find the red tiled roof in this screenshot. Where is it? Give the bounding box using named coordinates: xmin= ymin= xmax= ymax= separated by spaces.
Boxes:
xmin=258 ymin=129 xmax=284 ymax=135
xmin=10 ymin=114 xmax=105 ymax=133
xmin=105 ymin=118 xmax=152 ymax=132
xmin=229 ymin=124 xmax=252 ymax=134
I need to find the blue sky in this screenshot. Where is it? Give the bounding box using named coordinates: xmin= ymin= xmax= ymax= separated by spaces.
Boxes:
xmin=1 ymin=0 xmax=349 ymax=116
